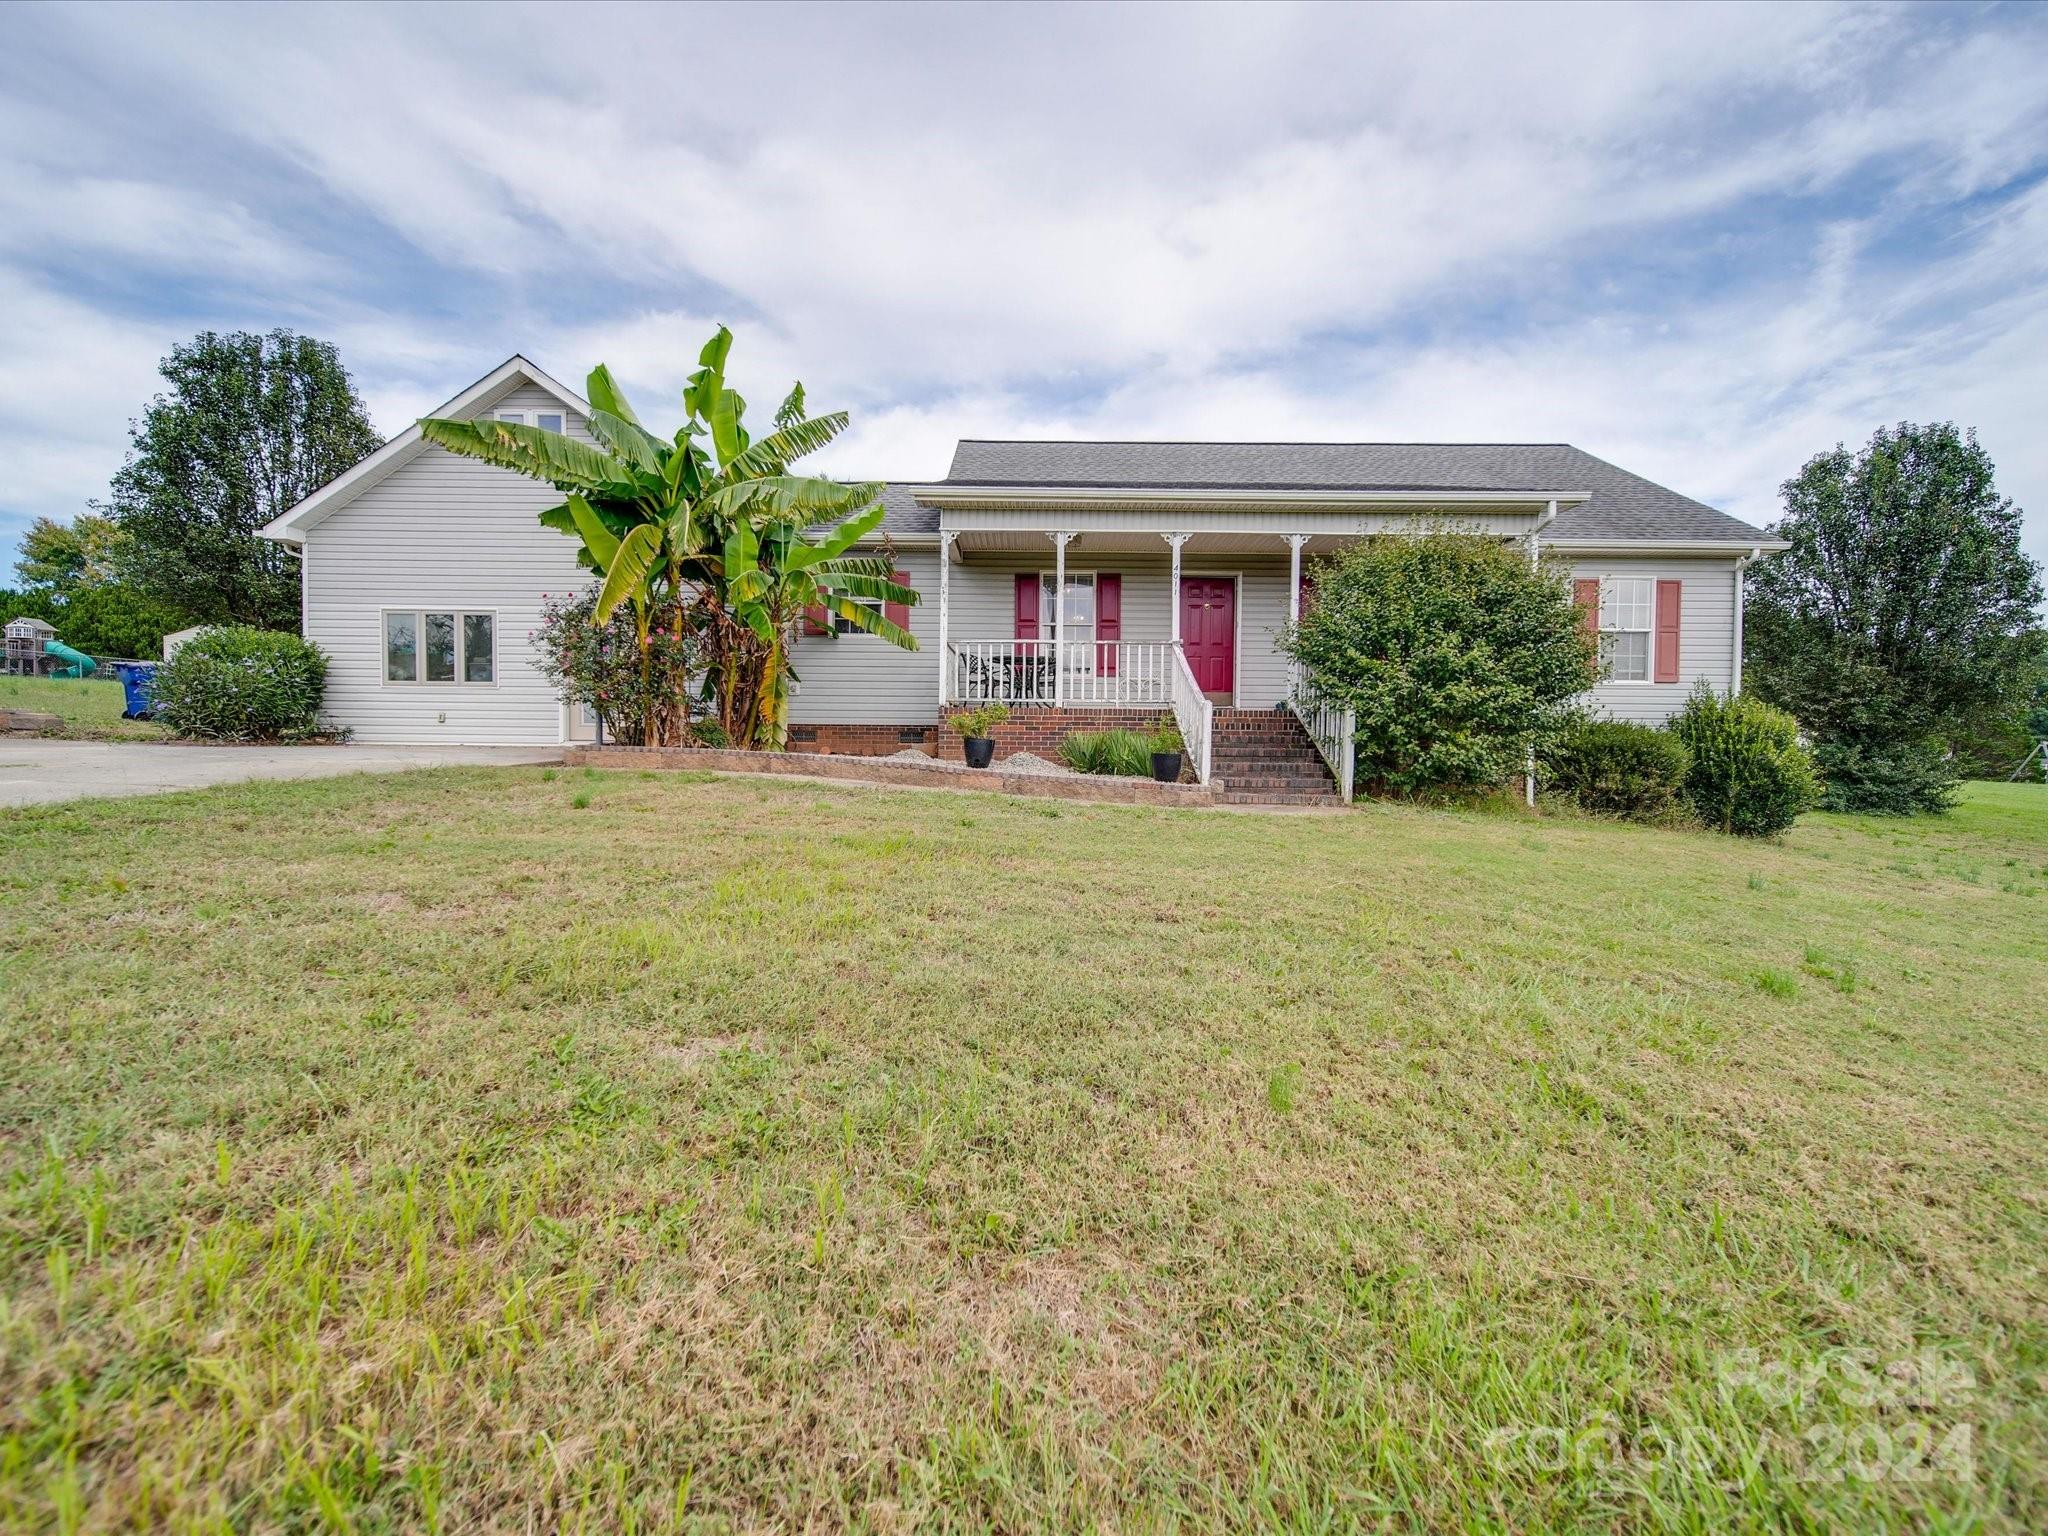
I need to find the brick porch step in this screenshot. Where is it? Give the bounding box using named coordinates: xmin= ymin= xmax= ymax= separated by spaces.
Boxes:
xmin=1206 ymin=707 xmax=1343 ymax=805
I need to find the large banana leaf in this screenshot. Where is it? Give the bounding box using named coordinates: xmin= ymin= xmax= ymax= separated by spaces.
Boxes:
xmin=597 ymin=523 xmax=662 ymax=622
xmin=584 ymin=363 xmax=639 ymax=425
xmin=565 ymin=494 xmax=620 ymax=570
xmin=420 ymin=418 xmax=637 ymax=496
xmin=722 ymin=412 xmax=850 ymax=481
xmin=700 ymin=476 xmax=883 ymax=527
xmin=818 ymin=591 xmax=916 ymax=649
xmin=786 ymin=505 xmax=886 ymax=567
xmin=585 ymin=409 xmax=668 ymax=475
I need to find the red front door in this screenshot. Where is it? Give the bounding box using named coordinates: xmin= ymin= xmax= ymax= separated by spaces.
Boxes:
xmin=1179 ymin=577 xmax=1236 ymax=698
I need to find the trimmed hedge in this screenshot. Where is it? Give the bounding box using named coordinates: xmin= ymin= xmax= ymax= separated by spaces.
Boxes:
xmin=150 ymin=626 xmax=329 ymax=741
xmin=1668 ymin=685 xmax=1819 ymax=838
xmin=1541 ymin=719 xmax=1692 ymax=821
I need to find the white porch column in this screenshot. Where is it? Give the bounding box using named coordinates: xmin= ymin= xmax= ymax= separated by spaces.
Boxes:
xmin=1050 ymin=531 xmax=1074 ymax=708
xmin=1285 ymin=534 xmax=1309 ymax=698
xmin=936 ymin=530 xmax=955 ymax=707
xmin=1165 ymin=533 xmax=1190 ymax=642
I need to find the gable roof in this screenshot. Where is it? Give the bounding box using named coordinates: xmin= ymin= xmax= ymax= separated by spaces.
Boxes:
xmin=936 ymin=440 xmax=1776 ymax=546
xmin=259 ymin=355 xmax=591 ymax=543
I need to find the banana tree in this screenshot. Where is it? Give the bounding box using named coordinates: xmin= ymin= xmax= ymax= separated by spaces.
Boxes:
xmin=419 ymin=326 xmax=917 ymax=747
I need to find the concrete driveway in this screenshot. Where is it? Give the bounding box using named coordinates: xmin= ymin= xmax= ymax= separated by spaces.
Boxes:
xmin=0 ymin=739 xmax=562 ymax=808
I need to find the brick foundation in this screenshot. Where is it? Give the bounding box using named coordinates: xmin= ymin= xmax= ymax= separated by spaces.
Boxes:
xmin=785 ymin=723 xmax=938 ymax=757
xmin=940 ymin=706 xmax=1179 ymax=763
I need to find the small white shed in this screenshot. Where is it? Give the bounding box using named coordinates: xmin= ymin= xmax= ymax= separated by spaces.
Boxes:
xmin=162 ymin=625 xmax=212 ymax=660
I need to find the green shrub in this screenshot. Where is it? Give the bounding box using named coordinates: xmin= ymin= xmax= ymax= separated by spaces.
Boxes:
xmin=1283 ymin=534 xmax=1595 ymax=794
xmin=150 ymin=626 xmax=328 ymax=741
xmin=690 ymin=718 xmax=730 ymax=749
xmin=1813 ymin=738 xmax=1960 ymax=816
xmin=1541 ymin=718 xmax=1692 ymax=821
xmin=1668 ymin=685 xmax=1819 ymax=838
xmin=1059 ymin=729 xmax=1152 ymax=777
xmin=1149 ymin=713 xmax=1185 ymax=757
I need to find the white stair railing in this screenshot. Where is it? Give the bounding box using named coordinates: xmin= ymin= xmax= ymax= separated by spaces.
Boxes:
xmin=1169 ymin=641 xmax=1213 ymax=784
xmin=1288 ymin=687 xmax=1355 ymax=802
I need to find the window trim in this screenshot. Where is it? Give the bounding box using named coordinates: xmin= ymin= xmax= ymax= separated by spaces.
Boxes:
xmin=493 ymin=410 xmax=526 ymax=426
xmin=1595 ymin=575 xmax=1656 ymax=684
xmin=381 ymin=607 xmax=499 ymax=687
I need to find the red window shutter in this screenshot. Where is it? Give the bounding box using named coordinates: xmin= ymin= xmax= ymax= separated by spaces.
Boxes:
xmin=1654 ymin=579 xmax=1682 ymax=683
xmin=803 ymin=603 xmax=828 ymax=636
xmin=1096 ymin=572 xmax=1121 ymax=675
xmin=885 ymin=568 xmax=912 ymax=634
xmin=1014 ymin=573 xmax=1039 ymax=640
xmin=1573 ymin=578 xmax=1600 ymax=636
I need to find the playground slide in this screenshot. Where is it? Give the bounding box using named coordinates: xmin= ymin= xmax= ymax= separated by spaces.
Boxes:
xmin=43 ymin=639 xmax=97 ymax=677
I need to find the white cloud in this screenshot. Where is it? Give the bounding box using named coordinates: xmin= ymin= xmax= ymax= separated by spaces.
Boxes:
xmin=3 ymin=0 xmax=2046 ymax=573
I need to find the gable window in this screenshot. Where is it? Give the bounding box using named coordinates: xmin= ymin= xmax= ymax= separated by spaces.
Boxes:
xmin=494 ymin=409 xmax=565 ymax=433
xmin=384 ymin=609 xmax=495 ymax=684
xmin=1598 ymin=577 xmax=1654 ymax=681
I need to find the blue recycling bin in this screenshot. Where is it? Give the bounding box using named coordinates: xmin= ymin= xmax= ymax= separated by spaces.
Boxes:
xmin=111 ymin=661 xmax=159 ymax=720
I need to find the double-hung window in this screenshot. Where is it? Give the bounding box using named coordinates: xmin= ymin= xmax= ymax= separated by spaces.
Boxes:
xmin=1039 ymin=571 xmax=1095 ymax=671
xmin=1598 ymin=577 xmax=1654 ymax=681
xmin=385 ymin=609 xmax=496 ymax=684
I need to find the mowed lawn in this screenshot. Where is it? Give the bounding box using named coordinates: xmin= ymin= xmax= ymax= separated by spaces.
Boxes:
xmin=2 ymin=770 xmax=2044 ymax=1533
xmin=0 ymin=675 xmax=166 ymax=740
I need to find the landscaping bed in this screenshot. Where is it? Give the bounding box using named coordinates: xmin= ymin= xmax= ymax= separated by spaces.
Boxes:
xmin=563 ymin=742 xmax=1217 ymax=805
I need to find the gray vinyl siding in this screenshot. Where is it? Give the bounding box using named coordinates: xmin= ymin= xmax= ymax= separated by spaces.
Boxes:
xmin=1568 ymin=556 xmax=1739 ymax=725
xmin=786 ymin=549 xmax=942 ymax=724
xmin=302 ymin=384 xmax=590 ymax=744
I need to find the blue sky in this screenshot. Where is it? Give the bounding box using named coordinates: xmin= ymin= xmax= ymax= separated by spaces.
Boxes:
xmin=4 ymin=1 xmax=2048 ymax=574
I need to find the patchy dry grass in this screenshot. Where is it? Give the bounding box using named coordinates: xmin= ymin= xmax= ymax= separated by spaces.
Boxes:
xmin=0 ymin=676 xmax=165 ymax=741
xmin=1 ymin=772 xmax=2044 ymax=1532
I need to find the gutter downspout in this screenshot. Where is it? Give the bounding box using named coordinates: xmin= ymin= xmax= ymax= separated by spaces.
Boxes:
xmin=1733 ymin=545 xmax=1759 ymax=695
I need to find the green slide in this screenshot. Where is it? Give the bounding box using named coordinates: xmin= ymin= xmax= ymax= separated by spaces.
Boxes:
xmin=43 ymin=639 xmax=97 ymax=677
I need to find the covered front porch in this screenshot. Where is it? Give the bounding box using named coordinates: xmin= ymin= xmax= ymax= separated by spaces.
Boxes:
xmin=933 ymin=529 xmax=1343 ymax=711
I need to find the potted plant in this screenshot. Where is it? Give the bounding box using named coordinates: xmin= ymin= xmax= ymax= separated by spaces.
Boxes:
xmin=949 ymin=702 xmax=1009 ymax=768
xmin=1149 ymin=714 xmax=1185 ymax=783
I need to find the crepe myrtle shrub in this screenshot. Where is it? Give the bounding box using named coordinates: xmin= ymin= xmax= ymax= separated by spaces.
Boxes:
xmin=149 ymin=625 xmax=328 ymax=741
xmin=532 ymin=585 xmax=699 ymax=746
xmin=1540 ymin=717 xmax=1694 ymax=822
xmin=1667 ymin=684 xmax=1820 ymax=838
xmin=1283 ymin=534 xmax=1596 ymax=795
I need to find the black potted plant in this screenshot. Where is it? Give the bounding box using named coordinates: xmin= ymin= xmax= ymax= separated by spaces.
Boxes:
xmin=949 ymin=702 xmax=1009 ymax=768
xmin=1149 ymin=714 xmax=1185 ymax=783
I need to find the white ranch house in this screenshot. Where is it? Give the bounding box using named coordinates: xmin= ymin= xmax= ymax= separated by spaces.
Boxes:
xmin=261 ymin=357 xmax=1784 ymax=805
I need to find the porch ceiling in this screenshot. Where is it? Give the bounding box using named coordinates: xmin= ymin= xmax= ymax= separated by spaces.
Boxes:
xmin=948 ymin=530 xmax=1357 ymax=558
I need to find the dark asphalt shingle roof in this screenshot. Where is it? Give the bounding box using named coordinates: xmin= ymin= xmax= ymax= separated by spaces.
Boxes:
xmin=933 ymin=440 xmax=1771 ymax=543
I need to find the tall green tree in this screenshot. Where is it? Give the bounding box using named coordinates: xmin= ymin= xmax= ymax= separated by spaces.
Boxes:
xmin=14 ymin=513 xmax=124 ymax=595
xmin=420 ymin=326 xmax=916 ymax=748
xmin=1746 ymin=423 xmax=2042 ymax=813
xmin=105 ymin=330 xmax=382 ymax=630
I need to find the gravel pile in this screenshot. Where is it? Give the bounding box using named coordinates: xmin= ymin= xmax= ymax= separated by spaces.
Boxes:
xmin=884 ymin=746 xmax=1076 ymax=777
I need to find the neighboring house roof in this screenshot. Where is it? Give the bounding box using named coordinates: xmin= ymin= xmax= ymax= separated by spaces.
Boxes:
xmin=259 ymin=355 xmax=591 ymax=543
xmin=936 ymin=440 xmax=1776 ymax=546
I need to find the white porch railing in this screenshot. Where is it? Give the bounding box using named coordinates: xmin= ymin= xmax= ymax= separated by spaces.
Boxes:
xmin=948 ymin=639 xmax=1177 ymax=708
xmin=1288 ymin=687 xmax=1355 ymax=802
xmin=1169 ymin=644 xmax=1213 ymax=785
